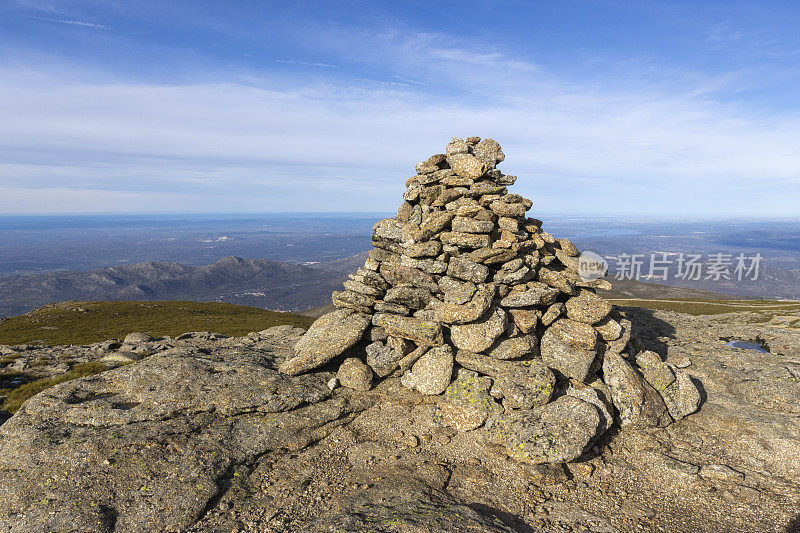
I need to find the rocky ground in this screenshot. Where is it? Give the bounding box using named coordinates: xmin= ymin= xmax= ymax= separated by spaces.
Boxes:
xmin=0 ymin=308 xmax=798 ymax=532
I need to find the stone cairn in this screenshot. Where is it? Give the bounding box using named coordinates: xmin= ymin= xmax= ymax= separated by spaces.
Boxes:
xmin=279 ymin=137 xmax=701 ymax=465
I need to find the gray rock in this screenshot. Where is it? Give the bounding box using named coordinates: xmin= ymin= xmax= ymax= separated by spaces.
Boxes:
xmin=447 ymin=256 xmax=489 ymax=283
xmin=455 ymin=351 xmax=555 ymax=409
xmin=280 ymin=309 xmax=370 ymax=375
xmin=331 ymin=290 xmax=374 ymax=312
xmin=489 ymin=200 xmax=526 ymax=218
xmin=373 ymin=301 xmax=410 ymax=315
xmin=565 ymin=289 xmax=612 ymax=324
xmin=445 ymin=137 xmax=470 ymax=155
xmin=447 ymin=153 xmax=486 ymax=180
xmin=432 ymin=284 xmax=494 ymax=324
xmin=365 ymin=337 xmax=414 ymax=378
xmin=401 ymin=345 xmax=453 ymax=395
xmin=439 ymin=277 xmax=477 ymax=304
xmin=342 ymin=279 xmax=384 ymax=297
xmin=493 ymin=265 xmax=532 ymax=285
xmin=384 ymin=286 xmax=432 ymax=309
xmin=373 ymin=314 xmax=444 ymax=346
xmin=594 ymin=316 xmax=622 ymax=341
xmin=472 ymin=138 xmax=505 ymax=166
xmin=405 ymin=240 xmax=442 ymax=258
xmin=0 ymin=347 xmax=350 ymax=532
xmin=538 ymin=267 xmax=578 ymax=295
xmin=507 ymin=308 xmax=540 ymax=333
xmin=467 ymin=247 xmax=517 ymax=265
xmin=301 ymin=479 xmax=515 ymax=532
xmin=541 ymin=302 xmax=565 ymax=326
xmin=497 ymin=396 xmax=602 ymax=464
xmin=487 ymin=334 xmax=538 ymax=360
xmin=379 ymin=264 xmax=440 ymax=294
xmin=124 ymin=332 xmax=153 ymax=344
xmin=372 ymin=218 xmax=404 ymax=243
xmin=602 ymin=351 xmax=673 ymax=428
xmin=450 ymin=307 xmax=507 ymax=353
xmin=439 ymin=371 xmax=502 ymax=431
xmin=337 ymin=357 xmax=373 ymax=391
xmin=440 ymin=231 xmax=491 ymax=249
xmin=400 ymin=256 xmax=448 ymax=275
xmin=415 ymin=153 xmax=447 ymax=174
xmin=451 ymin=216 xmax=495 ymax=234
xmin=541 ymin=320 xmax=599 ymax=382
xmin=499 ymin=283 xmax=560 ymax=307
xmin=566 ymin=385 xmax=614 ymax=432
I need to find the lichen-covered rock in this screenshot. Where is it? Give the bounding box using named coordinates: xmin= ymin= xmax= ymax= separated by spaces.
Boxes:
xmin=486 ymin=334 xmax=538 ymax=360
xmin=455 ymin=351 xmax=555 ymax=409
xmin=0 ymin=343 xmax=354 ymax=532
xmin=338 ymin=357 xmax=373 ymax=391
xmin=439 ymin=370 xmax=502 ymax=431
xmin=449 ymin=307 xmax=507 ymax=353
xmin=365 ymin=337 xmax=413 ymax=378
xmin=565 ymin=289 xmax=612 ymax=324
xmin=280 ymin=309 xmax=370 ymax=375
xmin=446 ymin=256 xmax=489 ymax=283
xmin=373 ymin=314 xmax=444 ymax=345
xmin=540 ymin=319 xmax=599 ymax=382
xmin=301 ymin=479 xmax=516 ymax=533
xmin=594 ymin=316 xmax=622 ymax=341
xmin=401 ymin=345 xmax=453 ymax=395
xmin=496 ymin=396 xmax=602 ymax=464
xmin=602 ymin=352 xmax=673 ymax=428
xmin=637 ymin=351 xmax=701 ymax=421
xmin=432 ymin=284 xmax=494 ymax=324
xmin=447 ymin=152 xmax=486 ymax=180
xmin=499 ymin=283 xmax=560 ymax=307
xmin=507 ymin=308 xmax=540 ymax=333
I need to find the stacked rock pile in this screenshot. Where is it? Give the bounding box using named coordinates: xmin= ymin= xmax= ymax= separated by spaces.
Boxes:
xmin=279 ymin=137 xmax=700 ymax=465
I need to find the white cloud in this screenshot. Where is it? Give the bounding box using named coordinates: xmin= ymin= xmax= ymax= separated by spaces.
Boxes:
xmin=28 ymin=16 xmax=108 ymax=29
xmin=0 ymin=29 xmax=799 ymax=215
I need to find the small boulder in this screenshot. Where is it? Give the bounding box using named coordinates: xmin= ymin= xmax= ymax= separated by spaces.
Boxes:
xmin=337 ymin=358 xmax=373 ymax=391
xmin=279 ymin=309 xmax=370 ymax=375
xmin=602 ymin=352 xmax=673 ymax=428
xmin=498 ymin=396 xmax=602 ymax=464
xmin=401 ymin=345 xmax=454 ymax=395
xmin=449 ymin=307 xmax=507 ymax=353
xmin=124 ymin=332 xmax=154 ymax=344
xmin=439 ymin=371 xmax=502 ymax=431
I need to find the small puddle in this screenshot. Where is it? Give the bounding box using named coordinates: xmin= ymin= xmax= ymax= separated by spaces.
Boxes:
xmin=725 ymin=340 xmax=770 ymax=353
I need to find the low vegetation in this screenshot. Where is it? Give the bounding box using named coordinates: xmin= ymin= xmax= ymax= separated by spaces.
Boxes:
xmin=0 ymin=362 xmax=108 ymax=414
xmin=0 ymin=300 xmax=314 ymax=346
xmin=608 ymin=297 xmax=800 ymax=325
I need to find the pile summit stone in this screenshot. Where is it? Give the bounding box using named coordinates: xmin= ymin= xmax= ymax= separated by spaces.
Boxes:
xmin=279 ymin=136 xmax=701 ymax=465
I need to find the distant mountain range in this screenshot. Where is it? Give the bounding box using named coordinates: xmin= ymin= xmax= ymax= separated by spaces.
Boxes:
xmin=0 ymin=251 xmax=784 ymax=319
xmin=0 ymin=256 xmax=347 ymax=317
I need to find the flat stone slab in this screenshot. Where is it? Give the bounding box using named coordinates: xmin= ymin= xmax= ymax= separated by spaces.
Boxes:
xmin=279 ymin=309 xmax=370 ymax=375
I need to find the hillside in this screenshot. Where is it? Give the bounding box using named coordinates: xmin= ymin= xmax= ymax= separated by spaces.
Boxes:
xmin=0 ymin=256 xmax=346 ymax=318
xmin=0 ymin=300 xmax=314 ymax=346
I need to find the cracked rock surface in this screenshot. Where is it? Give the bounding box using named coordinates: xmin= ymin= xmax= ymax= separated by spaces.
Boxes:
xmin=0 ymin=309 xmax=798 ymax=531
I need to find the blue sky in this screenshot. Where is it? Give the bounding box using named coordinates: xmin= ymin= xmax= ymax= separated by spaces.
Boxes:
xmin=1 ymin=0 xmax=799 ymax=216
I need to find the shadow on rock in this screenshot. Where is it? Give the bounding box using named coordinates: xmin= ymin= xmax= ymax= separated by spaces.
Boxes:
xmin=468 ymin=503 xmax=535 ymax=532
xmin=621 ymin=306 xmax=678 ymax=357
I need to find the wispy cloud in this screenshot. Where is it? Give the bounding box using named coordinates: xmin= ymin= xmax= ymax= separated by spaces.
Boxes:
xmin=1 ymin=9 xmax=799 ymax=216
xmin=28 ymin=16 xmax=108 ymax=29
xmin=1 ymin=59 xmax=799 ymax=215
xmin=274 ymin=59 xmax=337 ymax=69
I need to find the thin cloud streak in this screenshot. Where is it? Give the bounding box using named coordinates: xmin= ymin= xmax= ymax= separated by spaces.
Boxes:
xmin=27 ymin=16 xmax=108 ymax=29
